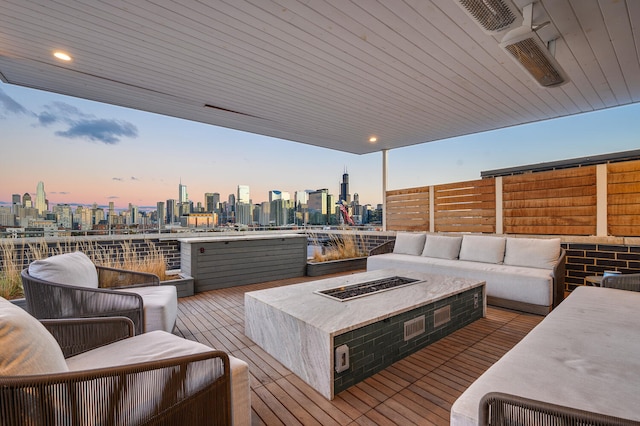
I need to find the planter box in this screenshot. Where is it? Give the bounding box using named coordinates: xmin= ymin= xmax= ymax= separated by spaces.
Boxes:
xmin=306 ymin=257 xmax=368 ymax=277
xmin=162 ymin=271 xmax=194 ymax=298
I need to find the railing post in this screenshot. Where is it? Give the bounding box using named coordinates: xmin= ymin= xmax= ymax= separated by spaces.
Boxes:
xmin=597 ymin=164 xmax=607 ymax=237
xmin=382 ymin=149 xmax=388 ymax=232
xmin=495 ymin=177 xmax=503 ymax=234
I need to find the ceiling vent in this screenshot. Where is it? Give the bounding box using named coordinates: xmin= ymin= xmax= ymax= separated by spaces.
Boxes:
xmin=499 ymin=4 xmax=568 ymax=88
xmin=456 ymin=0 xmax=523 ymax=35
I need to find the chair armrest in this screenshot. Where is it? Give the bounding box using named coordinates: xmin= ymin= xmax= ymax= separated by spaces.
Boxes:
xmin=96 ymin=265 xmax=160 ymax=289
xmin=41 ymin=317 xmax=135 ymax=358
xmin=479 ymin=392 xmax=637 ymax=426
xmin=22 ymin=269 xmax=145 ymax=335
xmin=602 ymin=273 xmax=640 ymax=291
xmin=369 ymin=240 xmax=395 ymax=256
xmin=552 ymin=248 xmax=566 ymax=308
xmin=0 ymin=351 xmax=231 ymax=426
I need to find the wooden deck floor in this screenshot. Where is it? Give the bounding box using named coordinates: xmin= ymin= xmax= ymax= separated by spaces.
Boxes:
xmin=174 ymin=272 xmax=543 ymax=426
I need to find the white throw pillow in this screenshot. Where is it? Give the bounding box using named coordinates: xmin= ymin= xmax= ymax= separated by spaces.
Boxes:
xmin=393 ymin=232 xmax=426 ymax=255
xmin=422 ymin=235 xmax=463 ymax=259
xmin=28 ymin=251 xmax=99 ymax=288
xmin=459 ymin=235 xmax=506 ymax=264
xmin=503 ymin=237 xmax=561 ymax=270
xmin=0 ymin=297 xmax=69 ymax=375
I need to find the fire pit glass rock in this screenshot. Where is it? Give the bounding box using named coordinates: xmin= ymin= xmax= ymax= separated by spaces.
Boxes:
xmin=315 ymin=276 xmax=420 ymax=302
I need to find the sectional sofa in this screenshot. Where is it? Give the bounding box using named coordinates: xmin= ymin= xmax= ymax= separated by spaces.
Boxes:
xmin=367 ymin=233 xmax=566 ymax=315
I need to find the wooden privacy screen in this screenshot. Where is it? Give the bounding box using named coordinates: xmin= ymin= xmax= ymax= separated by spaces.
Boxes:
xmin=608 ymin=160 xmax=640 ymax=237
xmin=433 ymin=179 xmax=495 ymax=233
xmin=502 ymin=167 xmax=597 ymax=235
xmin=386 ymin=187 xmax=430 ymax=232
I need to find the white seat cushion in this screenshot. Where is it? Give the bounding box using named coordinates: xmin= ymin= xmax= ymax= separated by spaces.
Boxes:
xmin=459 ymin=235 xmax=506 ymax=264
xmin=503 ymin=237 xmax=561 ymax=269
xmin=28 ymin=251 xmax=99 ymax=288
xmin=393 ymin=232 xmax=426 ymax=255
xmin=118 ymin=285 xmax=177 ymax=333
xmin=66 ymin=330 xmax=250 ymax=426
xmin=0 ymin=297 xmax=68 ymax=375
xmin=422 ymin=235 xmax=463 ymax=259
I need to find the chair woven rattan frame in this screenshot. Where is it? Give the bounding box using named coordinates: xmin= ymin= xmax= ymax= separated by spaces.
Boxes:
xmin=21 ymin=266 xmax=162 ymax=335
xmin=0 ymin=317 xmax=232 ymax=425
xmin=601 ymin=273 xmax=640 ymax=292
xmin=480 ymin=392 xmax=639 ymax=426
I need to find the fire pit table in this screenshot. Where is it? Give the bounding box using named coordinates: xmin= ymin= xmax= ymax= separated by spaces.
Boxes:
xmin=245 ymin=269 xmax=485 ymax=399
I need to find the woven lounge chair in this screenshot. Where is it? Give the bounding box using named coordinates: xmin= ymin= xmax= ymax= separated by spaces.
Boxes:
xmin=0 ymin=297 xmax=231 ymax=426
xmin=479 ymin=392 xmax=638 ymax=426
xmin=601 ymin=273 xmax=640 ymax=292
xmin=21 ymin=251 xmax=177 ymax=334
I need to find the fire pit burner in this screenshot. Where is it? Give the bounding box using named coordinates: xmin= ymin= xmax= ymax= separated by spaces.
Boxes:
xmin=315 ymin=276 xmax=420 ymax=302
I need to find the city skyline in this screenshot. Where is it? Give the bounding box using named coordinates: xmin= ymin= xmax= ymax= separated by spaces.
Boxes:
xmin=2 ymin=81 xmax=640 ymax=210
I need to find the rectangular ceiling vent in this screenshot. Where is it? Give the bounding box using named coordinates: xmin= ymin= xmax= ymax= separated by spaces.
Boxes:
xmin=456 ymin=0 xmax=522 ymax=35
xmin=500 ymin=32 xmax=567 ymax=88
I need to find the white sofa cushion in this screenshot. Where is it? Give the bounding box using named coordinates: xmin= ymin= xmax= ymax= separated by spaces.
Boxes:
xmin=0 ymin=297 xmax=69 ymax=375
xmin=422 ymin=235 xmax=463 ymax=259
xmin=28 ymin=251 xmax=99 ymax=288
xmin=367 ymin=253 xmax=553 ymax=306
xmin=66 ymin=330 xmax=250 ymax=426
xmin=393 ymin=232 xmax=426 ymax=255
xmin=120 ymin=285 xmax=178 ymax=332
xmin=503 ymin=237 xmax=561 ymax=270
xmin=450 ymin=287 xmax=640 ymax=425
xmin=459 ymin=235 xmax=506 ymax=264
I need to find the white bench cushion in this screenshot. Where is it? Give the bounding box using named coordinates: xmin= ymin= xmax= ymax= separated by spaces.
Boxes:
xmin=459 ymin=235 xmax=506 ymax=264
xmin=451 ymin=286 xmax=640 ymax=425
xmin=393 ymin=232 xmax=426 ymax=255
xmin=28 ymin=251 xmax=98 ymax=288
xmin=67 ymin=330 xmax=251 ymax=426
xmin=119 ymin=285 xmax=177 ymax=333
xmin=0 ymin=297 xmax=68 ymax=375
xmin=422 ymin=235 xmax=463 ymax=259
xmin=503 ymin=237 xmax=561 ymax=269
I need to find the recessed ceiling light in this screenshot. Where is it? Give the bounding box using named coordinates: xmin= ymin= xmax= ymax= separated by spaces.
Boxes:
xmin=53 ymin=51 xmax=72 ymax=61
xmin=369 ymin=136 xmax=378 ymax=143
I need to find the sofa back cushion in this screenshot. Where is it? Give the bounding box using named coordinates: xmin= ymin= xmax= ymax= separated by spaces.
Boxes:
xmin=28 ymin=251 xmax=99 ymax=288
xmin=393 ymin=232 xmax=426 ymax=255
xmin=0 ymin=297 xmax=69 ymax=375
xmin=503 ymin=237 xmax=561 ymax=270
xmin=459 ymin=235 xmax=506 ymax=264
xmin=422 ymin=235 xmax=463 ymax=259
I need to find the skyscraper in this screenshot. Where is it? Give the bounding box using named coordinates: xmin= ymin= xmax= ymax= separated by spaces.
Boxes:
xmin=237 ymin=185 xmax=250 ymax=204
xmin=22 ymin=192 xmax=32 ymax=208
xmin=340 ymin=169 xmax=350 ymax=203
xmin=156 ymin=201 xmax=165 ymax=228
xmin=35 ymin=181 xmax=47 ymax=215
xmin=178 ymin=180 xmax=188 ymax=204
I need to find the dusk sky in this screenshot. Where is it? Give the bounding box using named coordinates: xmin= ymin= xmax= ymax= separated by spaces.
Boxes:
xmin=2 ymin=80 xmax=639 ymax=211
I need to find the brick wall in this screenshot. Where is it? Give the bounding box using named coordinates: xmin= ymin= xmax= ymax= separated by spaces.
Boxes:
xmin=564 ymin=241 xmax=640 ymax=291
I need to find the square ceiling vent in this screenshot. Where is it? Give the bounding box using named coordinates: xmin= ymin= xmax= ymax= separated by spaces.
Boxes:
xmin=456 ymin=0 xmax=523 ymax=35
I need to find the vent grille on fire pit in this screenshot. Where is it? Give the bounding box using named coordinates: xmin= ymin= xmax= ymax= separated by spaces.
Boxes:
xmin=315 ymin=276 xmax=420 ymax=302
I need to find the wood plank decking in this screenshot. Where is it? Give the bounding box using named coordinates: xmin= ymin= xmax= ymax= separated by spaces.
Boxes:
xmin=174 ymin=272 xmax=543 ymax=425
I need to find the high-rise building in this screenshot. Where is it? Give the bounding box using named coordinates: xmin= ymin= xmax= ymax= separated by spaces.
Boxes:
xmin=178 ymin=180 xmax=188 ymax=205
xmin=204 ymin=192 xmax=220 ymax=213
xmin=157 ymin=201 xmax=165 ymax=228
xmin=166 ymin=199 xmax=177 ymax=224
xmin=23 ymin=192 xmax=32 ymax=208
xmin=308 ymin=189 xmax=330 ymax=225
xmin=340 ymin=169 xmax=350 ymax=204
xmin=35 ymin=181 xmax=47 ymax=215
xmin=237 ymin=185 xmax=250 ymax=204
xmin=12 ymin=194 xmax=21 ymax=214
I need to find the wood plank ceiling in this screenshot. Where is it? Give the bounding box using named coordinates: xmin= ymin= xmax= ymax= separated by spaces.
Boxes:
xmin=0 ymin=0 xmax=638 ymax=154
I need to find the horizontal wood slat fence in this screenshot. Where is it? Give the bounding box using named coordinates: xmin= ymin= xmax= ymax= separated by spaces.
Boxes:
xmin=386 ymin=158 xmax=640 ymax=237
